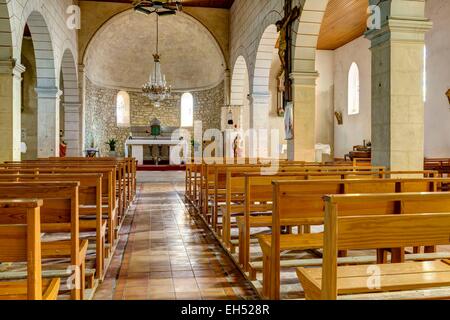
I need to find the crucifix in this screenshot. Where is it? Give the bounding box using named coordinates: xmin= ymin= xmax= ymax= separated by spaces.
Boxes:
xmin=276 ymin=0 xmax=301 ymax=111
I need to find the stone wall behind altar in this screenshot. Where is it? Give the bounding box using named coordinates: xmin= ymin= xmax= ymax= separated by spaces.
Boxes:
xmin=85 ymin=78 xmax=224 ymax=156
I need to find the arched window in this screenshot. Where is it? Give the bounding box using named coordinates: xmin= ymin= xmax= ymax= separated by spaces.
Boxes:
xmin=181 ymin=92 xmax=194 ymax=127
xmin=348 ymin=62 xmax=360 ymax=115
xmin=116 ymin=91 xmax=130 ymax=127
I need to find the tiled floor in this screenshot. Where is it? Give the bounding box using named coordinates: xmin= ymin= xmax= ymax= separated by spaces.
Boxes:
xmin=94 ymin=174 xmax=258 ymax=300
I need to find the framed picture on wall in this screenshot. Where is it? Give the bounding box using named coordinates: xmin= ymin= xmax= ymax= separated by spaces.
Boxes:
xmin=284 ymin=102 xmax=294 ymax=140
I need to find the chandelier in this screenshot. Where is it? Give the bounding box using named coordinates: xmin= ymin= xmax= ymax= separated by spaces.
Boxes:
xmin=142 ymin=14 xmax=171 ymax=107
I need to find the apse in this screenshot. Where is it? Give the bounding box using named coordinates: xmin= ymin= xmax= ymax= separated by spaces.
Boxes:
xmin=84 ymin=10 xmax=225 ymax=91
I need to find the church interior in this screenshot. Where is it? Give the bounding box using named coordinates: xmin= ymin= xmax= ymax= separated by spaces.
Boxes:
xmin=0 ymin=0 xmax=450 ymax=302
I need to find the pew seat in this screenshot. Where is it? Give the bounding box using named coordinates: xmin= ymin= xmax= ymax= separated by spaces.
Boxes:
xmin=0 ymin=278 xmax=60 ymax=300
xmin=297 ymin=260 xmax=450 ymax=300
xmin=247 ymin=251 xmax=450 ymax=280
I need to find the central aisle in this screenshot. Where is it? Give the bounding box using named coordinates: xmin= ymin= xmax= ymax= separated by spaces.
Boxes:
xmin=95 ymin=173 xmax=258 ymax=300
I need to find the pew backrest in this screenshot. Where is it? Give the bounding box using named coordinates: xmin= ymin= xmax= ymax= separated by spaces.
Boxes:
xmin=0 ymin=199 xmax=44 ymax=299
xmin=321 ymin=192 xmax=450 ymax=299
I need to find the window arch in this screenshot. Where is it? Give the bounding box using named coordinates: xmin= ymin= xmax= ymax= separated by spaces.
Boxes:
xmin=181 ymin=92 xmax=194 ymax=127
xmin=348 ymin=62 xmax=360 ymax=115
xmin=116 ymin=91 xmax=130 ymax=127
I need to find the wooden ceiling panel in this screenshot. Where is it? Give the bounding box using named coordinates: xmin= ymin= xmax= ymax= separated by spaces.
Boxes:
xmin=80 ymin=0 xmax=235 ymax=9
xmin=317 ymin=0 xmax=368 ymax=50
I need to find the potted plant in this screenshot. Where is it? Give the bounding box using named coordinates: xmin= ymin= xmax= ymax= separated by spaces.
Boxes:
xmin=106 ymin=138 xmax=118 ymax=157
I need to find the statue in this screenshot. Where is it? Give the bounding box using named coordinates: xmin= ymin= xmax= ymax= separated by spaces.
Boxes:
xmin=275 ymin=5 xmax=300 ymax=75
xmin=233 ymin=127 xmax=243 ymax=159
xmin=59 ymin=130 xmax=67 ymax=158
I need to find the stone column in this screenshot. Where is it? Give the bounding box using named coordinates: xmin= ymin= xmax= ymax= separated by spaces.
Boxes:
xmin=35 ymin=87 xmax=62 ymax=158
xmin=0 ymin=60 xmax=25 ymax=162
xmin=288 ymin=71 xmax=318 ymax=161
xmin=248 ymin=93 xmax=270 ymax=158
xmin=249 ymin=93 xmax=270 ymax=130
xmin=78 ymin=64 xmax=86 ymax=154
xmin=63 ymin=102 xmax=82 ymax=156
xmin=366 ymin=0 xmax=432 ymax=171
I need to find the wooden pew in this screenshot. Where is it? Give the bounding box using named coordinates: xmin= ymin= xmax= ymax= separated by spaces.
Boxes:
xmin=0 ymin=162 xmax=123 ymax=226
xmin=0 ymin=167 xmax=118 ymax=248
xmin=0 ymin=182 xmax=87 ymax=300
xmin=263 ymin=178 xmax=450 ymax=299
xmin=198 ymin=160 xmax=311 ymax=220
xmin=298 ymin=192 xmax=450 ymax=300
xmin=48 ymin=157 xmax=137 ymax=206
xmin=3 ymin=160 xmax=127 ymax=219
xmin=217 ymin=166 xmax=387 ymax=248
xmin=425 ymin=158 xmax=450 ymax=176
xmin=0 ymin=199 xmax=60 ymax=300
xmin=0 ymin=174 xmax=106 ymax=279
xmin=237 ymin=171 xmax=439 ymax=271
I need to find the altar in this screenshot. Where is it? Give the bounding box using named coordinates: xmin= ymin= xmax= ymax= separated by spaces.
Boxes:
xmin=125 ymin=138 xmax=188 ymax=165
xmin=125 ymin=120 xmax=189 ymax=166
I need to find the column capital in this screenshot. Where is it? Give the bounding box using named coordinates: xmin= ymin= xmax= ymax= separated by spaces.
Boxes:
xmin=249 ymin=92 xmax=271 ymax=104
xmin=35 ymin=87 xmax=63 ymax=99
xmin=0 ymin=59 xmax=26 ymax=79
xmin=63 ymin=102 xmax=82 ymax=113
xmin=289 ymin=71 xmax=319 ymax=86
xmin=78 ymin=63 xmax=85 ymax=73
xmin=366 ymin=18 xmax=433 ymax=46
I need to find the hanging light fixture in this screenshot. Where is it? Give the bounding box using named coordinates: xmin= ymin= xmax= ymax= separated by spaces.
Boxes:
xmin=142 ymin=13 xmax=172 ymax=107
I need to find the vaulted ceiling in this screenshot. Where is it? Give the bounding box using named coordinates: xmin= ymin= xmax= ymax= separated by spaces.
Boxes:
xmin=81 ymin=0 xmax=235 ymax=9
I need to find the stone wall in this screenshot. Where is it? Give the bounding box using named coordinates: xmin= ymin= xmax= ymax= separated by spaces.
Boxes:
xmin=85 ymin=78 xmax=224 ymax=156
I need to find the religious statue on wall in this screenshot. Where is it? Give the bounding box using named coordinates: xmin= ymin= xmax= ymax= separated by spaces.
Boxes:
xmin=275 ymin=5 xmax=300 ymax=74
xmin=284 ymin=102 xmax=294 ymax=140
xmin=275 ymin=2 xmax=301 ymax=113
xmin=233 ymin=131 xmax=243 ymax=159
xmin=277 ymin=69 xmax=286 ymax=117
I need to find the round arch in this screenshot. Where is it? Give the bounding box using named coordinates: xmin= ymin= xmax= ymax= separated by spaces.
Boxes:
xmin=230 ymin=55 xmax=250 ymax=131
xmin=21 ymin=11 xmax=59 ymax=158
xmin=253 ymin=25 xmax=280 ymax=95
xmin=60 ymin=48 xmax=81 ymax=156
xmin=83 ymin=10 xmax=226 ymax=92
xmin=230 ymin=56 xmax=249 ymax=106
xmin=292 ymin=0 xmax=330 ymax=74
xmin=82 ymin=9 xmax=227 ymax=70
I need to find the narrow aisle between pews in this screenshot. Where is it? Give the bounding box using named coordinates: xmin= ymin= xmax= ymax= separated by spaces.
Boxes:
xmin=94 ymin=173 xmax=257 ymax=300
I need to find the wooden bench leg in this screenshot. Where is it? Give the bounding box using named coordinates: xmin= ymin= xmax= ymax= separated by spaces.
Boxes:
xmin=262 ymin=252 xmax=271 ymax=299
xmin=377 ymin=249 xmax=389 ymax=264
xmin=238 ymin=225 xmax=245 ymax=266
xmin=424 ymin=245 xmax=437 ymax=253
xmin=249 ymin=265 xmax=257 ymax=281
xmin=391 ymin=247 xmax=405 ymax=263
xmin=80 ymin=261 xmax=86 ymax=300
xmin=86 ymin=273 xmax=95 ymax=289
xmin=338 ymin=250 xmax=348 ymax=258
